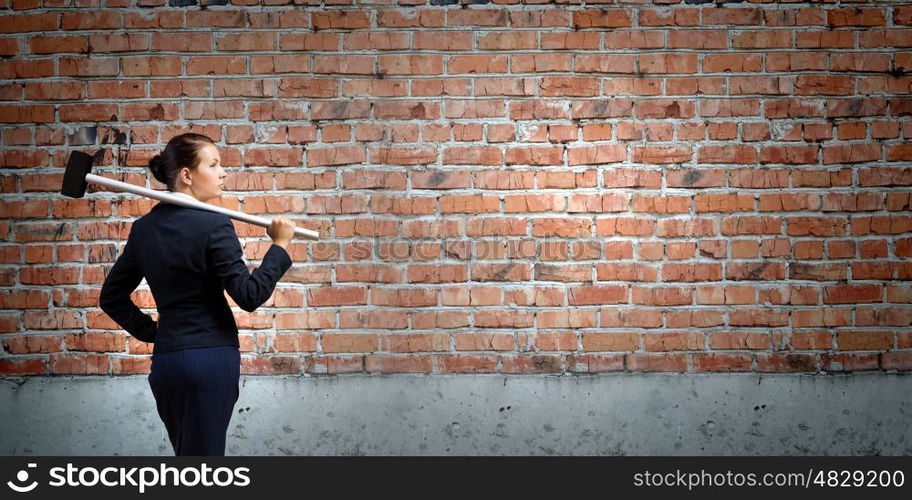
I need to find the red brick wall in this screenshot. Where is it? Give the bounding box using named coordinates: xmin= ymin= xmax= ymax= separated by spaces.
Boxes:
xmin=1 ymin=1 xmax=912 ymax=377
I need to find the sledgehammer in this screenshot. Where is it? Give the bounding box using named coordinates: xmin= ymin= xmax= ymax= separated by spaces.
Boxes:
xmin=61 ymin=150 xmax=320 ymax=241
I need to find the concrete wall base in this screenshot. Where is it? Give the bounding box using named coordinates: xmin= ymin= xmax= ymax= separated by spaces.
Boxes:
xmin=1 ymin=373 xmax=909 ymax=456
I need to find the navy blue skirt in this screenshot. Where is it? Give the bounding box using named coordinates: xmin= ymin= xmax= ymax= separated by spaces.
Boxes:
xmin=148 ymin=345 xmax=241 ymax=456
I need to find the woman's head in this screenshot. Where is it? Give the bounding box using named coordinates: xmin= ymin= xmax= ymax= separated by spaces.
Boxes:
xmin=148 ymin=133 xmax=226 ymax=202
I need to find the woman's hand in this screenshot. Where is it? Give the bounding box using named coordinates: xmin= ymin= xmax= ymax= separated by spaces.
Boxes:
xmin=267 ymin=216 xmax=295 ymax=247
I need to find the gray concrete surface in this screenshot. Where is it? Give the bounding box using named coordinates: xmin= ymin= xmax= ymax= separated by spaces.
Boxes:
xmin=0 ymin=373 xmax=909 ymax=456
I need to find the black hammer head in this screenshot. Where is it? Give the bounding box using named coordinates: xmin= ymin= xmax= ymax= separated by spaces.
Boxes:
xmin=61 ymin=151 xmax=94 ymax=198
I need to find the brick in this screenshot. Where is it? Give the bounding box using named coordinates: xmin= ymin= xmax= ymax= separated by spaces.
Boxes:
xmin=568 ymin=144 xmax=626 ymax=165
xmin=344 ymin=32 xmax=409 ymax=51
xmin=828 ymin=8 xmax=886 ymax=27
xmin=379 ymin=10 xmax=445 ymax=28
xmin=505 ymin=146 xmax=563 ymax=165
xmin=582 ymin=332 xmax=639 ymax=352
xmin=447 ymin=10 xmax=507 ymax=27
xmin=378 ymin=55 xmax=443 ymax=75
xmin=540 ymin=76 xmax=600 ymax=97
xmin=307 ymin=286 xmax=367 ymax=307
xmin=312 ymin=11 xmax=371 ymax=30
xmin=533 ymin=218 xmax=592 ymax=237
xmin=572 ymin=10 xmax=633 ymax=29
xmin=628 ymin=354 xmax=687 ymax=372
xmin=639 ymin=54 xmax=699 ymax=74
xmin=514 ymin=54 xmax=573 ymax=73
xmin=306 ymin=145 xmax=365 ymax=167
xmin=441 ymin=194 xmax=500 ymax=214
xmin=443 ymin=146 xmax=503 ymax=165
xmin=541 ymin=32 xmax=600 ymax=50
xmin=732 ymin=30 xmax=792 ymax=49
xmin=478 ymin=31 xmax=536 ymax=50
xmin=823 ymin=143 xmax=881 ymax=164
xmin=448 ymin=55 xmax=508 ymax=74
xmin=371 ymin=146 xmax=437 ymax=165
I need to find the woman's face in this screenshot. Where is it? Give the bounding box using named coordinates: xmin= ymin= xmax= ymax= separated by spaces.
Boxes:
xmin=179 ymin=143 xmax=226 ymax=202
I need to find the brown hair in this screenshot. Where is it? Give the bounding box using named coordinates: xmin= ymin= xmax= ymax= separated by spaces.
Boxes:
xmin=148 ymin=133 xmax=215 ymax=191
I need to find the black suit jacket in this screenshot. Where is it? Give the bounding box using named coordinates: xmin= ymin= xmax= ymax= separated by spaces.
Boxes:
xmin=99 ymin=200 xmax=292 ymax=354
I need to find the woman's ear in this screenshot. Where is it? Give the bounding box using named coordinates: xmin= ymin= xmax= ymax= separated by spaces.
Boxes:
xmin=178 ymin=167 xmax=192 ymax=187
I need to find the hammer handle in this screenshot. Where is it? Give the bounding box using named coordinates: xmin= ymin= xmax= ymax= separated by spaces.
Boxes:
xmin=86 ymin=173 xmax=320 ymax=241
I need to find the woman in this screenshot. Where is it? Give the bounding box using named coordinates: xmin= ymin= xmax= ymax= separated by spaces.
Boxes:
xmin=99 ymin=132 xmax=296 ymax=456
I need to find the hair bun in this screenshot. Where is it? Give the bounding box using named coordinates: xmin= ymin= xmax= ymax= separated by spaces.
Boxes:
xmin=149 ymin=155 xmax=165 ymax=184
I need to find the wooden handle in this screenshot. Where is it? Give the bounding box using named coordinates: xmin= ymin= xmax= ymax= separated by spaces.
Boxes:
xmin=85 ymin=173 xmax=320 ymax=241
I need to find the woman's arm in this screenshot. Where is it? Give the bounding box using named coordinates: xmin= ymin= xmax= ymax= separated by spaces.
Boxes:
xmin=99 ymin=225 xmax=158 ymax=343
xmin=207 ymin=215 xmax=292 ymax=313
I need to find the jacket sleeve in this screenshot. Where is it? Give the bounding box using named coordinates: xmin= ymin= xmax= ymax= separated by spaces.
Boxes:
xmin=99 ymin=224 xmax=158 ymax=343
xmin=206 ymin=216 xmax=292 ymax=313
